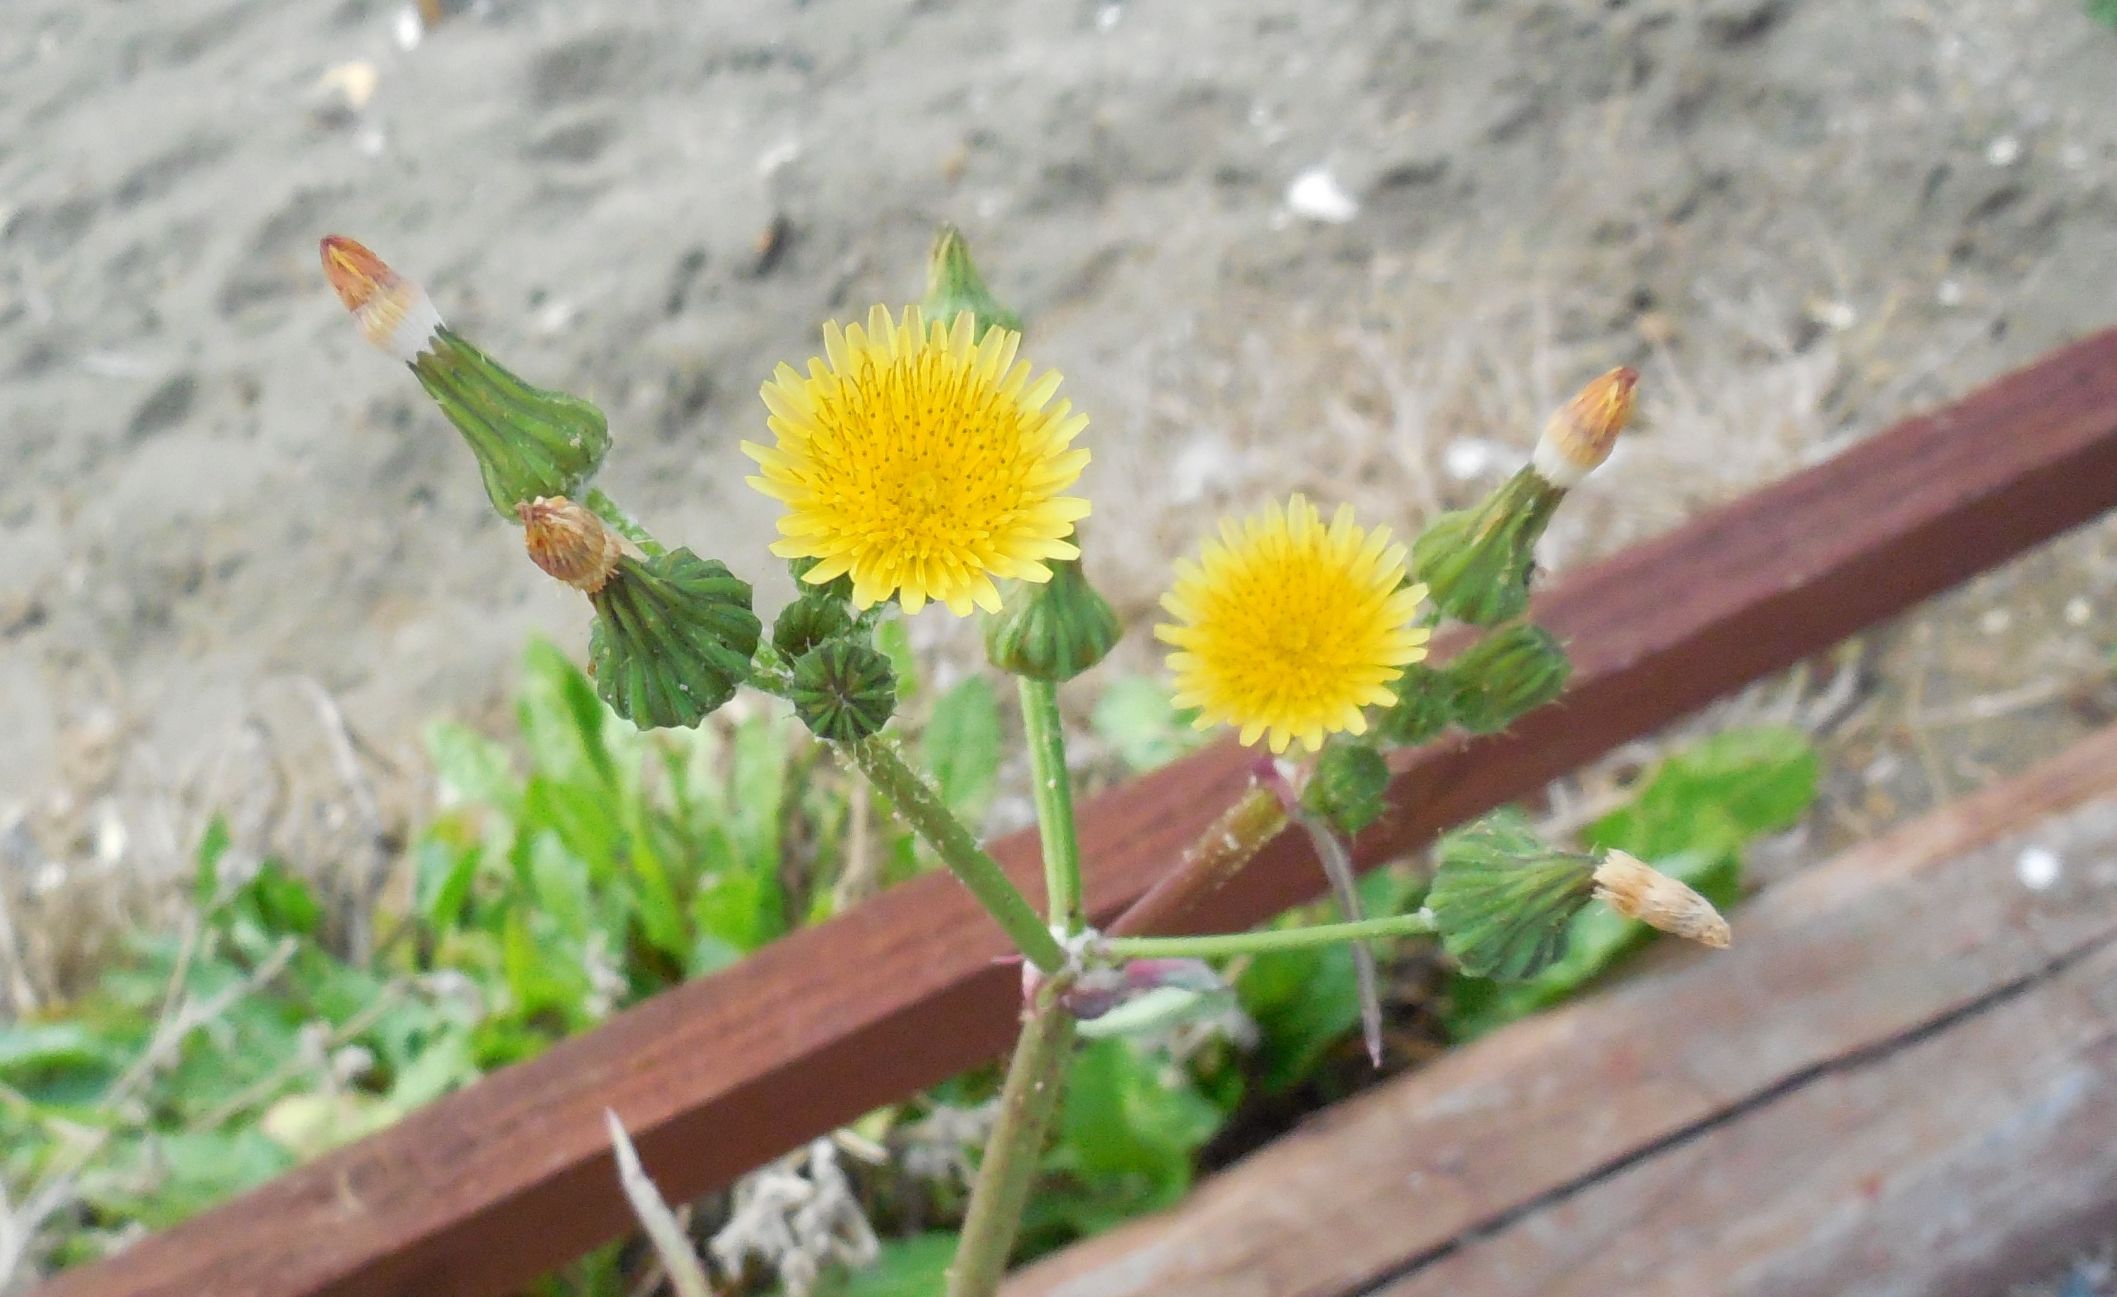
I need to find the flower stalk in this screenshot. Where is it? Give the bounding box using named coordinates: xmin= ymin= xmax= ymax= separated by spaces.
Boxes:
xmin=1019 ymin=678 xmax=1085 ymax=934
xmin=844 ymin=736 xmax=1067 ymax=974
xmin=1099 ymin=911 xmax=1435 ymax=961
xmin=945 ymin=974 xmax=1076 ymax=1297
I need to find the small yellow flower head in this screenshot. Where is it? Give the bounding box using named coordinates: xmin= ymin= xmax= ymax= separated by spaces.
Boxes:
xmin=1157 ymin=495 xmax=1431 ymax=754
xmin=745 ymin=306 xmax=1092 ymax=616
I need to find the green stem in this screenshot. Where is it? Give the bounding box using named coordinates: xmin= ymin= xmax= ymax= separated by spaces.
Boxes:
xmin=946 ymin=977 xmax=1076 ymax=1297
xmin=1101 ymin=911 xmax=1435 ymax=961
xmin=584 ymin=488 xmax=667 ymax=557
xmin=1018 ymin=679 xmax=1083 ymax=934
xmin=846 ymin=736 xmax=1067 ymax=973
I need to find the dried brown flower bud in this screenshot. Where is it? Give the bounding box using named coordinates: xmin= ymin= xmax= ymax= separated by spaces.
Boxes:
xmin=1532 ymin=366 xmax=1638 ymax=488
xmin=319 ymin=235 xmax=443 ymax=363
xmin=518 ymin=496 xmax=622 ymax=594
xmin=1591 ymin=849 xmax=1731 ymax=949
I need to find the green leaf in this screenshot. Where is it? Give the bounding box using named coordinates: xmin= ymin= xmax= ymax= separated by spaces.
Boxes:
xmin=1090 ymin=676 xmax=1205 ymax=773
xmin=874 ymin=618 xmax=920 ymax=700
xmin=924 ymin=675 xmax=1002 ymax=827
xmin=1587 ymin=726 xmax=1818 ymax=865
xmin=2093 ymin=0 xmax=2117 ymax=29
xmin=193 ymin=815 xmax=231 ymax=906
xmin=0 ymin=1022 xmax=114 ymax=1081
xmin=1030 ymin=1039 xmax=1225 ymax=1243
xmin=414 ymin=835 xmax=481 ymax=931
xmin=820 ymin=1234 xmax=958 ymax=1297
xmin=518 ymin=639 xmax=617 ymax=790
xmin=426 ymin=720 xmax=521 ymax=812
xmin=228 ymin=860 xmax=322 ymax=940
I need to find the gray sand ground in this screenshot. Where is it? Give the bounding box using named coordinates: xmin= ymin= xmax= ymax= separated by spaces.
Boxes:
xmin=6 ymin=0 xmax=2117 ymax=1019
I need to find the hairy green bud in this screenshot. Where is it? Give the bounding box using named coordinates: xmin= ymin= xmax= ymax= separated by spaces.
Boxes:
xmin=1300 ymin=738 xmax=1392 ymax=834
xmin=589 ymin=550 xmax=760 ymax=729
xmin=791 ymin=639 xmax=898 ymax=741
xmin=984 ymin=557 xmax=1121 ymax=682
xmin=1446 ymin=623 xmax=1571 ymax=734
xmin=1378 ymin=663 xmax=1456 ymax=746
xmin=772 ymin=593 xmax=856 ymax=660
xmin=1410 ymin=468 xmax=1563 ymax=627
xmin=1427 ymin=814 xmax=1595 ymax=980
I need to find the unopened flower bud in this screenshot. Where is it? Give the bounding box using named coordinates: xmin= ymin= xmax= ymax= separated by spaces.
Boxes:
xmin=1378 ymin=664 xmax=1456 ymax=745
xmin=1427 ymin=814 xmax=1596 ymax=980
xmin=922 ymin=225 xmax=1022 ymax=341
xmin=321 ymin=235 xmax=613 ymax=516
xmin=771 ymin=592 xmax=856 ymax=660
xmin=1410 ymin=468 xmax=1563 ymax=626
xmin=790 ymin=639 xmax=898 ymax=742
xmin=518 ymin=496 xmax=622 ymax=594
xmin=1591 ymin=850 xmax=1731 ymax=948
xmin=1300 ymin=738 xmax=1391 ymax=834
xmin=1445 ymin=623 xmax=1571 ymax=734
xmin=320 ymin=235 xmax=443 ymax=364
xmin=984 ymin=555 xmax=1121 ymax=682
xmin=1532 ymin=366 xmax=1639 ymax=488
xmin=589 ymin=550 xmax=761 ymax=729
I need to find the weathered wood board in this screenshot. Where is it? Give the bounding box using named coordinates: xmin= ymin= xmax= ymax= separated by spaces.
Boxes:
xmin=1007 ymin=723 xmax=2117 ymax=1297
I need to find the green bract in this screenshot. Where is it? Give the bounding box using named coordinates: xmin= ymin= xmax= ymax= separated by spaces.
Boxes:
xmin=1427 ymin=814 xmax=1595 ymax=980
xmin=588 ymin=550 xmax=761 ymax=729
xmin=411 ymin=328 xmax=612 ymax=516
xmin=1447 ymin=623 xmax=1571 ymax=734
xmin=1300 ymin=739 xmax=1392 ymax=834
xmin=771 ymin=592 xmax=856 ymax=660
xmin=1378 ymin=664 xmax=1455 ymax=745
xmin=984 ymin=557 xmax=1121 ymax=682
xmin=923 ymin=225 xmax=1023 ymax=341
xmin=792 ymin=639 xmax=898 ymax=741
xmin=1411 ymin=468 xmax=1564 ymax=626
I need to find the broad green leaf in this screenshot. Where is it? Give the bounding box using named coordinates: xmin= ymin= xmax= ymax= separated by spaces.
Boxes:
xmin=0 ymin=1023 xmax=113 ymax=1081
xmin=874 ymin=618 xmax=920 ymax=700
xmin=414 ymin=834 xmax=481 ymax=931
xmin=924 ymin=676 xmax=1002 ymax=826
xmin=821 ymin=1234 xmax=957 ymax=1297
xmin=1588 ymin=726 xmax=1817 ymax=865
xmin=1090 ymin=676 xmax=1206 ymax=773
xmin=527 ymin=833 xmax=596 ymax=942
xmin=728 ymin=712 xmax=791 ymax=878
xmin=1029 ymin=1039 xmax=1224 ymax=1245
xmin=518 ymin=639 xmax=617 ymax=791
xmin=425 ymin=720 xmax=521 ymax=812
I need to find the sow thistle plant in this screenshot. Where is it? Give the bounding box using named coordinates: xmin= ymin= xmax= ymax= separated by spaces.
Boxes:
xmin=319 ymin=228 xmax=1727 ymax=1296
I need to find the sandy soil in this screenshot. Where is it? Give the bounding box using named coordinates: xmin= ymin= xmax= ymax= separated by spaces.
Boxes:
xmin=5 ymin=0 xmax=2117 ymax=985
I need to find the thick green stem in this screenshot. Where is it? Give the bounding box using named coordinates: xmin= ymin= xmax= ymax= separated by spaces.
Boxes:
xmin=846 ymin=736 xmax=1067 ymax=973
xmin=584 ymin=487 xmax=667 ymax=557
xmin=1101 ymin=911 xmax=1435 ymax=961
xmin=946 ymin=977 xmax=1076 ymax=1297
xmin=1018 ymin=679 xmax=1083 ymax=934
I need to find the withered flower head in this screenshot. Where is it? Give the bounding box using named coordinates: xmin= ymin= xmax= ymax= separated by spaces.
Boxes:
xmin=1592 ymin=849 xmax=1731 ymax=949
xmin=518 ymin=496 xmax=623 ymax=594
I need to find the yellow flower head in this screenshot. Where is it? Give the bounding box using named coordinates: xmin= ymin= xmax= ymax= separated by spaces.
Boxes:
xmin=1157 ymin=495 xmax=1430 ymax=755
xmin=745 ymin=306 xmax=1091 ymax=616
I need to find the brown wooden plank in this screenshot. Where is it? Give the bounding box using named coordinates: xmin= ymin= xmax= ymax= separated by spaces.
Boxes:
xmin=1380 ymin=943 xmax=2117 ymax=1297
xmin=35 ymin=327 xmax=2117 ymax=1297
xmin=1006 ymin=723 xmax=2117 ymax=1297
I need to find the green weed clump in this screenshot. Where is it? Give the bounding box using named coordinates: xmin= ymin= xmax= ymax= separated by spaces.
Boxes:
xmin=0 ymin=626 xmax=1814 ymax=1293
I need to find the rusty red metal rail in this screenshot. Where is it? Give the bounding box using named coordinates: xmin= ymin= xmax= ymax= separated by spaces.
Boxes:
xmin=36 ymin=326 xmax=2117 ymax=1297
